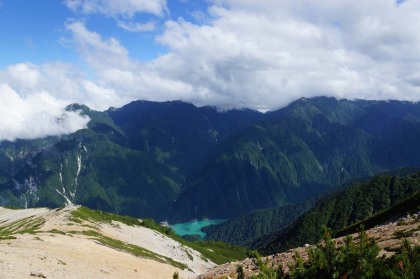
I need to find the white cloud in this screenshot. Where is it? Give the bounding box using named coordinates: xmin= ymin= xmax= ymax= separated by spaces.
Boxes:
xmin=62 ymin=0 xmax=420 ymax=111
xmin=66 ymin=21 xmax=134 ymax=70
xmin=0 ymin=60 xmax=126 ymax=141
xmin=64 ymin=0 xmax=166 ymax=35
xmin=66 ymin=21 xmax=196 ymax=103
xmin=146 ymin=0 xmax=420 ymax=110
xmin=1 ymin=61 xmax=124 ymax=111
xmin=117 ymin=21 xmax=156 ymax=32
xmin=0 ymin=83 xmax=89 ymax=141
xmin=63 ymin=0 xmax=167 ymax=17
xmin=8 ymin=63 xmax=41 ymax=89
xmin=3 ymin=0 xmax=420 ymax=141
xmin=59 ymin=0 xmax=420 ymax=110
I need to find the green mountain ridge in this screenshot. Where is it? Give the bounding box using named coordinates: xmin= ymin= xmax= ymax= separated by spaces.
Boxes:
xmin=255 ymin=170 xmax=420 ymax=255
xmin=201 ymin=167 xmax=420 ymax=246
xmin=0 ymin=97 xmax=420 ymax=223
xmin=170 ymin=98 xmax=420 ymax=221
xmin=202 ymin=199 xmax=316 ymax=245
xmin=0 ymin=100 xmax=264 ymax=220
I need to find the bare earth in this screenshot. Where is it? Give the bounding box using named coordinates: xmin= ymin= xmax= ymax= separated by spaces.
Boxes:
xmin=0 ymin=206 xmax=216 ymax=279
xmin=198 ymin=212 xmax=420 ymax=279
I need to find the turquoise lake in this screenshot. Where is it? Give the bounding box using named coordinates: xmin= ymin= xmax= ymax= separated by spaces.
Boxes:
xmin=171 ymin=219 xmax=226 ymax=239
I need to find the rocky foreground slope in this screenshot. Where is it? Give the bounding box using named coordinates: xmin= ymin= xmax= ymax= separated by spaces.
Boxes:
xmin=0 ymin=206 xmax=418 ymax=279
xmin=199 ymin=212 xmax=420 ymax=278
xmin=0 ymin=206 xmax=215 ymax=279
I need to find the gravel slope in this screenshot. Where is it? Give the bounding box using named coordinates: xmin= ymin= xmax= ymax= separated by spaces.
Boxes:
xmin=0 ymin=206 xmax=215 ymax=279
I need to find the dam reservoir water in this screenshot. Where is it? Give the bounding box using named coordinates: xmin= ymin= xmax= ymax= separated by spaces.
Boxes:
xmin=171 ymin=219 xmax=226 ymax=239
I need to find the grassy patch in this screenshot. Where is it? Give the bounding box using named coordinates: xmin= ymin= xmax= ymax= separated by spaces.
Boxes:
xmin=3 ymin=205 xmax=20 ymax=210
xmin=184 ymin=241 xmax=248 ymax=265
xmin=18 ymin=217 xmax=45 ymax=234
xmin=69 ymin=217 xmax=83 ymax=224
xmin=72 ymin=207 xmax=248 ymax=265
xmin=138 ymin=218 xmax=248 ymax=264
xmin=384 ymin=246 xmax=399 ymax=252
xmin=75 ymin=230 xmax=187 ymax=269
xmin=48 ymin=229 xmax=66 ymax=235
xmin=0 ymin=216 xmax=45 ymax=239
xmin=0 ymin=235 xmax=16 ymax=240
xmin=141 ymin=218 xmax=174 ymax=235
xmin=185 ymin=249 xmax=193 ymax=261
xmin=71 ymin=206 xmax=142 ymax=227
xmin=394 ymin=227 xmax=418 ymax=238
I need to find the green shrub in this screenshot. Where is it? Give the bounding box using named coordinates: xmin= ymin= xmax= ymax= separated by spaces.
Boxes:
xmin=246 ymin=226 xmax=419 ymax=279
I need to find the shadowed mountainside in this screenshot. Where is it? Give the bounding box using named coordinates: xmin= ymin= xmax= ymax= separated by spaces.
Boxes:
xmin=1 ymin=97 xmax=420 ymax=222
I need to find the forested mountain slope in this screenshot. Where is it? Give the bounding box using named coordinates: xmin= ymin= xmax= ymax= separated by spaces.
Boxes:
xmin=255 ymin=170 xmax=420 ymax=255
xmin=0 ymin=97 xmax=420 ymax=222
xmin=201 ymin=168 xmax=418 ymax=246
xmin=0 ymin=101 xmax=263 ymax=220
xmin=202 ymin=199 xmax=316 ymax=245
xmin=170 ymin=98 xmax=420 ymax=221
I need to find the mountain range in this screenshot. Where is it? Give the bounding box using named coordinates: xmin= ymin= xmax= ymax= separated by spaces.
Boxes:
xmin=1 ymin=97 xmax=420 ymax=222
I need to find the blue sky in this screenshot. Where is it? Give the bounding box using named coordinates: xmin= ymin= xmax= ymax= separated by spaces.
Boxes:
xmin=0 ymin=0 xmax=69 ymax=66
xmin=0 ymin=0 xmax=207 ymax=67
xmin=0 ymin=0 xmax=419 ymax=140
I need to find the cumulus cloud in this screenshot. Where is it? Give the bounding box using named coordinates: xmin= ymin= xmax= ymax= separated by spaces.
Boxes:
xmin=3 ymin=0 xmax=420 ymax=141
xmin=66 ymin=21 xmax=134 ymax=70
xmin=61 ymin=0 xmax=420 ymax=111
xmin=63 ymin=0 xmax=167 ymax=17
xmin=66 ymin=21 xmax=196 ymax=103
xmin=64 ymin=0 xmax=167 ymax=36
xmin=148 ymin=0 xmax=420 ymax=109
xmin=1 ymin=62 xmax=124 ymax=110
xmin=8 ymin=64 xmax=41 ymax=89
xmin=117 ymin=21 xmax=156 ymax=32
xmin=0 ymin=61 xmax=122 ymax=141
xmin=0 ymin=83 xmax=89 ymax=141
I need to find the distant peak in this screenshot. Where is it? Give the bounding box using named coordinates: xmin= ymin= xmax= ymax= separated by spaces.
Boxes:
xmin=65 ymin=103 xmax=92 ymax=113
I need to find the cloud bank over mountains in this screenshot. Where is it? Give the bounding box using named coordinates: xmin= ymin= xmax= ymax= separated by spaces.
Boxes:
xmin=1 ymin=0 xmax=420 ymax=140
xmin=0 ymin=82 xmax=89 ymax=142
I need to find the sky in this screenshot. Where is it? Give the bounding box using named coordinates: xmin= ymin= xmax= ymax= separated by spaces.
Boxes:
xmin=0 ymin=0 xmax=420 ymax=141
